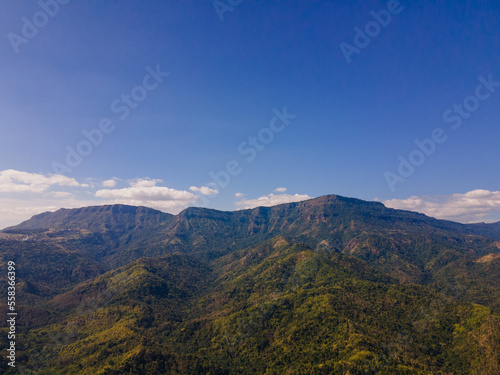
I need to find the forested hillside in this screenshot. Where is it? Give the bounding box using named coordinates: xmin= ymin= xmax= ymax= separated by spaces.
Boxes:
xmin=1 ymin=195 xmax=499 ymax=374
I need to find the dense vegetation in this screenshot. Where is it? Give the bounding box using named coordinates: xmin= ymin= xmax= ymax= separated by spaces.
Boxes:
xmin=0 ymin=195 xmax=499 ymax=373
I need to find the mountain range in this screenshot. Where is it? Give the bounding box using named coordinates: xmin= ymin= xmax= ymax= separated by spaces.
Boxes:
xmin=0 ymin=194 xmax=499 ymax=374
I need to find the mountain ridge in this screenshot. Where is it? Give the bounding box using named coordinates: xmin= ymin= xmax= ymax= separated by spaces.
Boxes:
xmin=1 ymin=194 xmax=500 ymax=373
xmin=5 ymin=194 xmax=500 ymax=235
xmin=2 ymin=194 xmax=499 ymax=304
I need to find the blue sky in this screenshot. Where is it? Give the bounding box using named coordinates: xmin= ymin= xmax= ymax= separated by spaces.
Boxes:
xmin=1 ymin=0 xmax=500 ymax=228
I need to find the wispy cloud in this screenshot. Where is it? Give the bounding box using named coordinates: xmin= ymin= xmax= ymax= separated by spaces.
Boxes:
xmin=235 ymin=191 xmax=311 ymax=209
xmin=45 ymin=191 xmax=73 ymax=198
xmin=189 ymin=186 xmax=218 ymax=195
xmin=274 ymin=187 xmax=287 ymax=192
xmin=384 ymin=189 xmax=500 ymax=223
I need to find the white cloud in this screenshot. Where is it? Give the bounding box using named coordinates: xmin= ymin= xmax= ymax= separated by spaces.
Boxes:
xmin=130 ymin=178 xmax=162 ymax=188
xmin=95 ymin=178 xmax=198 ymax=213
xmin=83 ymin=178 xmax=98 ymax=188
xmin=46 ymin=191 xmax=73 ymax=198
xmin=235 ymin=192 xmax=312 ymax=209
xmin=274 ymin=187 xmax=287 ymax=192
xmin=102 ymin=178 xmax=118 ymax=188
xmin=235 ymin=192 xmax=245 ymax=198
xmin=383 ymin=189 xmax=500 ymax=223
xmin=189 ymin=186 xmax=218 ymax=195
xmin=0 ymin=169 xmax=86 ymax=193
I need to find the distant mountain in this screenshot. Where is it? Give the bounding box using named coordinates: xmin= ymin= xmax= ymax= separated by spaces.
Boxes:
xmin=3 ymin=204 xmax=173 ymax=233
xmin=1 ymin=195 xmax=499 ymax=373
xmin=464 ymin=221 xmax=500 ymax=240
xmin=3 ymin=195 xmax=499 ymax=289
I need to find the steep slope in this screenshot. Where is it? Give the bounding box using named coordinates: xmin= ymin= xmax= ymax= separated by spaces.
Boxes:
xmin=2 ymin=238 xmax=498 ymax=374
xmin=196 ymin=238 xmax=500 ymax=374
xmin=0 ymin=253 xmax=212 ymax=374
xmin=0 ymin=240 xmax=106 ymax=300
xmin=156 ymin=195 xmax=500 ymax=292
xmin=2 ymin=195 xmax=500 ymax=305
